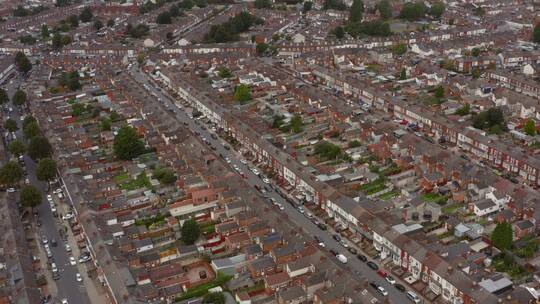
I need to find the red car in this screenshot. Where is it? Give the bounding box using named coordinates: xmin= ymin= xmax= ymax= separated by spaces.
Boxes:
xmin=377 ymin=270 xmax=387 ymax=278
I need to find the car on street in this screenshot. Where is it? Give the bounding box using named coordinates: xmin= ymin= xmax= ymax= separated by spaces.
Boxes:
xmin=7 ymin=188 xmax=15 ymax=193
xmin=329 ymin=249 xmax=338 ymax=256
xmin=317 ymin=223 xmax=327 ymax=230
xmin=367 ymin=261 xmax=379 ymax=270
xmin=394 ymin=284 xmax=406 ymax=292
xmin=225 ymin=157 xmax=231 ymax=164
xmin=61 ymin=299 xmax=68 ymax=304
xmin=377 ymin=270 xmax=387 ymax=278
xmin=385 ymin=276 xmax=396 ymax=285
xmin=69 ymin=256 xmax=76 ymax=266
xmin=42 ymin=236 xmax=48 ymax=244
xmin=347 ymin=247 xmax=357 ymax=254
xmin=65 ymin=244 xmax=71 ymax=252
xmin=332 ymin=234 xmax=341 ymax=242
xmin=357 ymin=254 xmax=367 ymax=262
xmin=407 ymin=291 xmax=421 ymax=303
xmin=377 ymin=286 xmax=388 ymax=296
xmin=240 ymin=159 xmax=247 ymax=164
xmin=262 ymin=178 xmax=270 ymax=184
xmin=63 ymin=212 xmax=75 ymax=220
xmin=76 ymin=273 xmax=82 ymax=282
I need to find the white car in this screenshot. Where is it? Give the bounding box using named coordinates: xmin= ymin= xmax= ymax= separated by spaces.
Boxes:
xmin=240 ymin=159 xmax=247 ymax=165
xmin=47 ymin=194 xmax=53 ymax=202
xmin=76 ymin=273 xmax=82 ymax=282
xmin=69 ymin=256 xmax=76 ymax=266
xmin=377 ymin=286 xmax=388 ymax=296
xmin=53 ymin=188 xmax=62 ymax=194
xmin=385 ymin=276 xmax=396 ymax=285
xmin=6 ymin=188 xmax=15 ymax=193
xmin=65 ymin=244 xmax=71 ymax=252
xmin=407 ymin=291 xmax=421 ymax=303
xmin=225 ymin=157 xmax=231 ymax=164
xmin=262 ymin=178 xmax=270 ymax=184
xmin=251 ymin=168 xmax=260 ymax=175
xmin=63 ymin=212 xmax=74 ymax=220
xmin=51 ymin=206 xmax=57 ymax=213
xmin=61 ymin=299 xmax=68 ymax=304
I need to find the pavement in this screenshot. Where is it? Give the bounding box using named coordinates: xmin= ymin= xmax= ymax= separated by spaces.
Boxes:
xmin=127 ymin=66 xmax=415 ymax=303
xmin=3 ymin=73 xmax=93 ymax=304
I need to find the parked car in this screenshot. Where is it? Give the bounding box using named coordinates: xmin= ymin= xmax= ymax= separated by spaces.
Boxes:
xmin=394 ymin=284 xmax=406 ymax=292
xmin=357 ymin=254 xmax=367 ymax=262
xmin=332 ymin=234 xmax=341 ymax=242
xmin=407 ymin=291 xmax=421 ymax=303
xmin=329 ymin=249 xmax=338 ymax=256
xmin=367 ymin=261 xmax=379 ymax=270
xmin=385 ymin=276 xmax=396 ymax=285
xmin=377 ymin=270 xmax=387 ymax=278
xmin=317 ymin=223 xmax=327 ymax=230
xmin=376 ymin=286 xmax=388 ymax=296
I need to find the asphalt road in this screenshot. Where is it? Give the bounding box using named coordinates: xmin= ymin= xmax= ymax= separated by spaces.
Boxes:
xmin=128 ymin=67 xmax=413 ymax=303
xmin=2 ymin=73 xmax=91 ymax=304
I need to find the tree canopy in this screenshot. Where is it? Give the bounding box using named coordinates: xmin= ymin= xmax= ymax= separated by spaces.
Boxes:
xmin=333 ymin=26 xmax=345 ymax=39
xmin=153 ymin=167 xmax=177 ymax=185
xmin=28 ymin=136 xmax=52 ymax=160
xmin=491 ymin=222 xmax=513 ymax=250
xmin=204 ymin=12 xmax=263 ymax=43
xmin=8 ymin=140 xmax=25 ymax=156
xmin=79 ymin=7 xmax=93 ymax=23
xmin=125 ymin=23 xmax=150 ymax=38
xmin=472 ymin=107 xmax=506 ymax=134
xmin=315 ymin=141 xmax=342 ymax=160
xmin=4 ymin=119 xmax=18 ymax=132
xmin=344 ymin=20 xmax=391 ymax=37
xmin=22 ymin=116 xmax=37 ymax=129
xmin=23 ymin=121 xmax=41 ymax=139
xmin=12 ymin=89 xmax=27 ymax=106
xmin=254 ymin=0 xmax=272 ymax=9
xmin=234 ymin=84 xmax=252 ymax=104
xmin=181 ymin=219 xmax=201 ymax=245
xmin=534 ymin=23 xmax=540 ymax=44
xmin=20 ymin=185 xmax=42 ymax=209
xmin=36 ymin=158 xmax=57 ymax=182
xmin=323 ymin=0 xmax=347 ymax=10
xmin=376 ymin=0 xmax=392 ymax=19
xmin=429 ymin=1 xmax=445 ymax=19
xmin=52 ymin=33 xmax=72 ymax=50
xmin=349 ymin=0 xmax=364 ymax=23
xmin=399 ymin=2 xmax=426 ymax=21
xmin=303 ymin=1 xmax=313 ymax=13
xmin=15 ymin=52 xmax=32 ymax=73
xmin=59 ymin=71 xmax=81 ymax=91
xmin=202 ymin=292 xmax=225 ymax=304
xmin=113 ymin=126 xmax=146 ymax=160
xmin=524 ymin=119 xmax=536 ymax=136
xmin=0 ymin=161 xmax=23 ymax=186
xmin=0 ymin=89 xmax=8 ymax=104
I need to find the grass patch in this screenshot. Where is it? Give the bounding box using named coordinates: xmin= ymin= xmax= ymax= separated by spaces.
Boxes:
xmin=120 ymin=172 xmax=152 ymax=191
xmin=441 ymin=203 xmax=461 ymax=214
xmin=135 ymin=212 xmax=169 ymax=229
xmin=492 ymin=253 xmax=528 ymax=280
xmin=421 ymin=193 xmax=449 ymax=205
xmin=358 ymin=178 xmax=387 ymax=195
xmin=175 ymin=272 xmax=232 ymax=301
xmin=114 ymin=173 xmax=129 ymax=182
xmin=378 ymin=190 xmax=399 ymax=200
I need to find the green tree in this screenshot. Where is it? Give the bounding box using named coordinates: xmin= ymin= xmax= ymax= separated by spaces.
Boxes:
xmin=348 ymin=140 xmax=361 ymax=148
xmin=4 ymin=119 xmax=18 ymax=132
xmin=399 ymin=2 xmax=426 ymax=21
xmin=218 ymin=68 xmax=232 ymax=78
xmin=107 ymin=19 xmax=115 ymax=27
xmin=41 ymin=24 xmax=50 ymax=39
xmin=533 ymin=23 xmax=540 ymax=43
xmin=256 ymin=42 xmax=269 ymax=56
xmin=202 ymin=292 xmax=225 ymax=304
xmin=349 ymin=0 xmax=364 ymax=23
xmin=93 ymin=19 xmax=103 ymax=31
xmin=8 ymin=140 xmax=25 ymax=156
xmin=20 ymin=185 xmax=42 ymax=210
xmin=101 ymin=117 xmax=111 ymax=131
xmin=22 ymin=116 xmax=36 ymax=129
xmin=113 ymin=125 xmax=146 ymax=160
xmin=179 ymin=0 xmax=194 ymax=9
xmin=254 ymin=0 xmax=272 ymax=9
xmin=60 ymin=71 xmax=81 ymax=91
xmin=376 ymin=0 xmax=392 ymax=19
xmin=323 ymin=0 xmax=347 ymax=10
xmin=12 ymin=89 xmax=27 ymax=106
xmin=137 ymin=53 xmax=145 ymax=64
xmin=429 ymin=1 xmax=445 ymax=19
xmin=303 ymin=1 xmax=313 ymax=13
xmin=0 ymin=89 xmax=8 ymax=104
xmin=79 ymin=7 xmax=93 ymax=22
xmin=391 ymin=43 xmax=407 ymax=55
xmin=471 ymin=47 xmax=481 ymax=57
xmin=181 ymin=219 xmax=201 ymax=245
xmin=471 ymin=68 xmax=481 ymax=79
xmin=169 ymin=4 xmax=181 ymax=17
xmin=28 ymin=136 xmax=52 ymax=160
xmin=233 ymin=84 xmax=251 ymax=104
xmin=36 ymin=158 xmax=57 ymax=182
xmin=315 ymin=141 xmax=342 ymax=159
xmin=473 ymin=108 xmax=506 ymax=133
xmin=23 ymin=121 xmax=41 ymax=139
xmin=0 ymin=161 xmax=23 ymax=186
xmin=156 ymin=11 xmax=172 ymax=24
xmin=474 ymin=6 xmax=485 ymax=16
xmin=491 ymin=222 xmax=513 ymax=250
xmin=14 ymin=52 xmax=32 ymax=73
xmin=434 ymin=85 xmax=445 ymax=98
xmin=524 ymin=119 xmax=536 ymax=136
xmin=67 ymin=14 xmax=79 ymax=28
xmin=399 ymin=68 xmax=407 ymax=80
xmin=153 ymin=168 xmax=177 ymax=185
xmin=455 ymin=103 xmax=470 ymax=116
xmin=333 ymin=26 xmax=345 ymax=39
xmin=290 ymin=114 xmax=303 ymax=133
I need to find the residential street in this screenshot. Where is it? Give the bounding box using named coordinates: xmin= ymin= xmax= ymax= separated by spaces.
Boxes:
xmin=2 ymin=73 xmax=92 ymax=304
xmin=128 ymin=67 xmax=413 ymax=304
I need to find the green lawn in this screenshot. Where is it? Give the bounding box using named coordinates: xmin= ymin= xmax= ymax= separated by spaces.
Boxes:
xmin=378 ymin=190 xmax=399 ymax=201
xmin=421 ymin=193 xmax=449 ymax=205
xmin=119 ymin=172 xmax=152 ymax=191
xmin=358 ymin=178 xmax=386 ymax=195
xmin=113 ymin=173 xmax=129 ymax=183
xmin=441 ymin=203 xmax=461 ymax=214
xmin=175 ymin=272 xmax=232 ymax=301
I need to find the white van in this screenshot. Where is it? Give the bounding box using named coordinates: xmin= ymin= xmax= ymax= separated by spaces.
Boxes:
xmin=407 ymin=291 xmax=421 ymax=303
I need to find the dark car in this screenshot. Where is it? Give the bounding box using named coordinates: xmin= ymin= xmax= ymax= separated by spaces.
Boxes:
xmin=369 ymin=282 xmax=379 ymax=290
xmin=357 ymin=254 xmax=367 ymax=262
xmin=223 ymin=145 xmax=230 ymax=150
xmin=394 ymin=284 xmax=406 ymax=292
xmin=318 ymin=223 xmax=328 ymax=230
xmin=367 ymin=261 xmax=379 ymax=270
xmin=329 ymin=249 xmax=338 ymax=256
xmin=348 ymin=247 xmax=358 ymax=254
xmin=332 ymin=234 xmax=341 ymax=242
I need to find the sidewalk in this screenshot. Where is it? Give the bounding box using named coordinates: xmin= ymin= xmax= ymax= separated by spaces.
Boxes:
xmin=32 ymin=226 xmax=58 ymax=300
